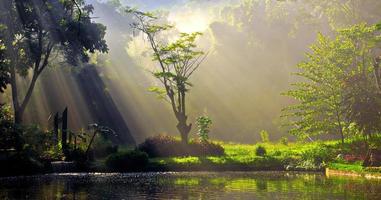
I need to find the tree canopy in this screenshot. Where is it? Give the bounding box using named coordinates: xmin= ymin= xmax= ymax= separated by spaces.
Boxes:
xmin=0 ymin=0 xmax=108 ymax=123
xmin=282 ymin=23 xmax=381 ymax=143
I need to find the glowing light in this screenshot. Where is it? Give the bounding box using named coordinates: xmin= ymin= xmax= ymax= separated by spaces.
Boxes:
xmin=168 ymin=11 xmax=210 ymax=33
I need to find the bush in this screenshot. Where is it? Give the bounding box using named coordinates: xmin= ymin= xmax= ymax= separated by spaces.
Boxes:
xmin=0 ymin=152 xmax=45 ymax=176
xmin=105 ymin=150 xmax=148 ymax=171
xmin=255 ymin=145 xmax=266 ymax=157
xmin=280 ymin=137 xmax=288 ymax=145
xmin=301 ymin=144 xmax=333 ymax=165
xmin=92 ymin=135 xmax=118 ymax=158
xmin=138 ymin=135 xmax=224 ymax=157
xmin=66 ymin=148 xmax=87 ymax=162
xmin=189 ymin=140 xmax=224 ymax=156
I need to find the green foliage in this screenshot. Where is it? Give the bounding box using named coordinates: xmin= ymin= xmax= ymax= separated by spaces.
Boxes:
xmin=148 ymin=86 xmax=167 ymax=99
xmin=0 ymin=0 xmax=108 ymax=123
xmin=91 ymin=134 xmax=118 ymax=158
xmin=328 ymin=162 xmax=363 ymax=172
xmin=138 ymin=135 xmax=224 ymax=157
xmin=280 ymin=137 xmax=288 ymax=145
xmin=300 ymin=144 xmax=333 ymax=165
xmin=196 ymin=115 xmax=212 ymax=142
xmin=255 ymin=145 xmax=266 ymax=157
xmin=66 ymin=148 xmax=87 ymax=163
xmin=282 ymin=23 xmax=381 ymax=142
xmin=151 ymin=136 xmax=381 ymax=171
xmin=105 ymin=150 xmax=149 ymax=171
xmin=259 ymin=130 xmax=269 ymax=143
xmin=0 ymin=39 xmax=9 ymax=93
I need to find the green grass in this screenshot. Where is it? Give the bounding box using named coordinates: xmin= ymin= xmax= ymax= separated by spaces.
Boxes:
xmin=328 ymin=162 xmax=364 ymax=172
xmin=149 ymin=142 xmax=321 ymax=170
xmin=148 ymin=136 xmax=381 ymax=171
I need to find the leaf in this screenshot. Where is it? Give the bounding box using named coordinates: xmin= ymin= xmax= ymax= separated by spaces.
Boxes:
xmin=148 ymin=86 xmax=167 ymax=100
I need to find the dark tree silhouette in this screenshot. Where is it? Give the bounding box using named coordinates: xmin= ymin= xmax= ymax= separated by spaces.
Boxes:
xmin=0 ymin=0 xmax=108 ymax=123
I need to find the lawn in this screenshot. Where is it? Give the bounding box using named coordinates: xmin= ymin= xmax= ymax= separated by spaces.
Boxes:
xmin=147 ymin=136 xmax=380 ymax=172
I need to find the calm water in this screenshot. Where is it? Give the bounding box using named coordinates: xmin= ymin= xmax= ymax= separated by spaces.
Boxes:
xmin=0 ymin=171 xmax=380 ymax=199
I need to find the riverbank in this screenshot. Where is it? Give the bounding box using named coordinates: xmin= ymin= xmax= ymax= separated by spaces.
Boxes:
xmin=2 ymin=136 xmax=381 ymax=176
xmin=326 ymin=163 xmax=381 ymax=179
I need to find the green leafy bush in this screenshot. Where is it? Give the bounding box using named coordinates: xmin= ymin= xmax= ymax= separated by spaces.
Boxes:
xmin=0 ymin=151 xmax=45 ymax=176
xmin=92 ymin=134 xmax=118 ymax=158
xmin=105 ymin=150 xmax=148 ymax=171
xmin=301 ymin=144 xmax=333 ymax=165
xmin=138 ymin=135 xmax=224 ymax=157
xmin=66 ymin=148 xmax=87 ymax=162
xmin=280 ymin=137 xmax=288 ymax=145
xmin=255 ymin=145 xmax=266 ymax=157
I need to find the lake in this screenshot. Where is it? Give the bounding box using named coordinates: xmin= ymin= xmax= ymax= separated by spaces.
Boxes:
xmin=0 ymin=171 xmax=380 ymax=199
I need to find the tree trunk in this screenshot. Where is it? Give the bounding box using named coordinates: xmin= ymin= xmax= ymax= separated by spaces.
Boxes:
xmin=335 ymin=110 xmax=345 ymax=145
xmin=10 ymin=66 xmax=21 ymax=124
xmin=176 ymin=113 xmax=192 ymax=144
xmin=11 ymin=68 xmax=39 ymax=124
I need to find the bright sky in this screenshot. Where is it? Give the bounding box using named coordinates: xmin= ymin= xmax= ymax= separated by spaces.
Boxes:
xmin=118 ymin=0 xmax=238 ymax=33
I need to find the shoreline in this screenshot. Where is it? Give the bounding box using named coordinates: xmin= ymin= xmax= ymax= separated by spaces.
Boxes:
xmin=2 ymin=167 xmax=381 ymax=179
xmin=326 ymin=168 xmax=381 ymax=179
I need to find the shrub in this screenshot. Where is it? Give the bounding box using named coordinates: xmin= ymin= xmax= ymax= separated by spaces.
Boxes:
xmin=259 ymin=130 xmax=269 ymax=143
xmin=196 ymin=115 xmax=212 ymax=142
xmin=138 ymin=135 xmax=224 ymax=157
xmin=255 ymin=145 xmax=267 ymax=157
xmin=300 ymin=144 xmax=334 ymax=166
xmin=105 ymin=150 xmax=148 ymax=171
xmin=189 ymin=140 xmax=224 ymax=156
xmin=280 ymin=136 xmax=288 ymax=145
xmin=66 ymin=148 xmax=87 ymax=162
xmin=0 ymin=152 xmax=45 ymax=176
xmin=92 ymin=134 xmax=118 ymax=158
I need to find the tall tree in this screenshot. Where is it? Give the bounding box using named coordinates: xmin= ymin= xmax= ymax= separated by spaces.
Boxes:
xmin=126 ymin=8 xmax=207 ymax=143
xmin=343 ymin=24 xmax=381 ymax=139
xmin=282 ymin=24 xmax=381 ymax=144
xmin=0 ymin=0 xmax=108 ymax=123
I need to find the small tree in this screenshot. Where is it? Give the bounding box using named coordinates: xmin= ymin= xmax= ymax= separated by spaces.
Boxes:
xmin=126 ymin=8 xmax=207 ymax=143
xmin=259 ymin=130 xmax=269 ymax=143
xmin=196 ymin=115 xmax=212 ymax=142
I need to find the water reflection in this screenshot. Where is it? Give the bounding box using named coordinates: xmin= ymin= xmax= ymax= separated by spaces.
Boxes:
xmin=0 ymin=172 xmax=380 ymax=199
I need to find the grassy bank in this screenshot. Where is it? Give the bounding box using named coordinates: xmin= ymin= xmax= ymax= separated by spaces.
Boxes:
xmin=146 ymin=141 xmax=332 ymax=171
xmin=144 ymin=136 xmax=381 ymax=172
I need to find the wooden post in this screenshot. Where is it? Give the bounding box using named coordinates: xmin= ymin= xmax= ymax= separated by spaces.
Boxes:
xmin=62 ymin=107 xmax=68 ymax=151
xmin=53 ymin=112 xmax=59 ymax=145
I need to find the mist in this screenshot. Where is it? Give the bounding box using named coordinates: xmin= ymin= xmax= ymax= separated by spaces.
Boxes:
xmin=4 ymin=0 xmax=381 ymax=143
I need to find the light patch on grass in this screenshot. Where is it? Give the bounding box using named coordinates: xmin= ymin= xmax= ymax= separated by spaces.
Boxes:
xmin=171 ymin=156 xmax=201 ymax=164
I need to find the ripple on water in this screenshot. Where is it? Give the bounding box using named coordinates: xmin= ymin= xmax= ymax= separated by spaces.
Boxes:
xmin=0 ymin=171 xmax=380 ymax=199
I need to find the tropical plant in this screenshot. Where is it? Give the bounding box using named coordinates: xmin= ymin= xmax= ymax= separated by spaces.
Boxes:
xmin=196 ymin=115 xmax=212 ymax=142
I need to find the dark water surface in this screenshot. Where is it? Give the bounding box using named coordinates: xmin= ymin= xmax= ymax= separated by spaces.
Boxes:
xmin=0 ymin=171 xmax=380 ymax=199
